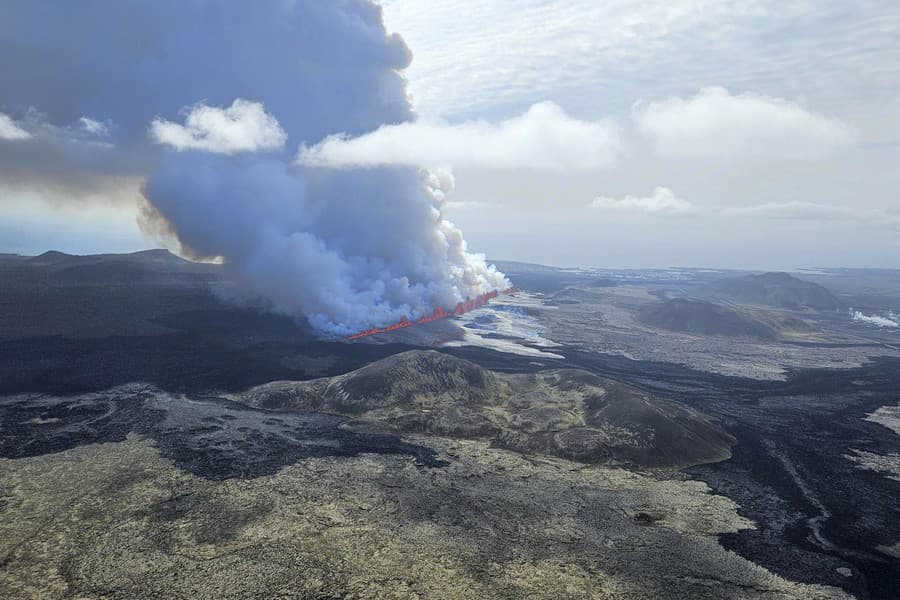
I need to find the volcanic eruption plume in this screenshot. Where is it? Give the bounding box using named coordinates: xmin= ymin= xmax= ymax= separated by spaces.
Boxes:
xmin=0 ymin=1 xmax=508 ymax=335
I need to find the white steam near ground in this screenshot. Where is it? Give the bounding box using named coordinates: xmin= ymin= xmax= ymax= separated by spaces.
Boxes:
xmin=0 ymin=1 xmax=507 ymax=336
xmin=849 ymin=309 xmax=900 ymax=328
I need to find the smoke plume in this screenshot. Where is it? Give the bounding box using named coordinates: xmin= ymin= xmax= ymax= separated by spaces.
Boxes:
xmin=0 ymin=1 xmax=508 ymax=335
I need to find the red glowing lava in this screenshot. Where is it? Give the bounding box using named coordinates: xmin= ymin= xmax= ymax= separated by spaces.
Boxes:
xmin=345 ymin=287 xmax=518 ymax=340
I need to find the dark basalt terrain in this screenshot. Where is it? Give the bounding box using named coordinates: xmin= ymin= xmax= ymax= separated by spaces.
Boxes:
xmin=450 ymin=343 xmax=900 ymax=600
xmin=705 ymin=271 xmax=839 ymax=311
xmin=1 ymin=252 xmax=898 ymax=598
xmin=639 ymin=298 xmax=815 ymax=340
xmin=236 ymin=350 xmax=736 ymax=468
xmin=0 ymin=386 xmax=444 ymax=479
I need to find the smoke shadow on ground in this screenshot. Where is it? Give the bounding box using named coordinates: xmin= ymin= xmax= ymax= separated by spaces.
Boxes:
xmin=0 ymin=332 xmax=421 ymax=396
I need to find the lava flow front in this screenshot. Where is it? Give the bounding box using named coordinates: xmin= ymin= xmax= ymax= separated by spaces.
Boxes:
xmin=345 ymin=287 xmax=518 ymax=340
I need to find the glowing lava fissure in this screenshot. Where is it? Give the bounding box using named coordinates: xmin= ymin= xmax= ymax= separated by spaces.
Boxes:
xmin=345 ymin=287 xmax=518 ymax=340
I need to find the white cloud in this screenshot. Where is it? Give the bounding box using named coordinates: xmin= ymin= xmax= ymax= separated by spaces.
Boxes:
xmin=0 ymin=113 xmax=32 ymax=140
xmin=297 ymin=102 xmax=623 ymax=171
xmin=723 ymin=201 xmax=900 ymax=226
xmin=297 ymin=87 xmax=857 ymax=171
xmin=150 ymin=99 xmax=286 ymax=154
xmin=634 ymin=87 xmax=853 ymax=159
xmin=79 ymin=117 xmax=108 ymax=136
xmin=588 ymin=186 xmax=696 ymax=214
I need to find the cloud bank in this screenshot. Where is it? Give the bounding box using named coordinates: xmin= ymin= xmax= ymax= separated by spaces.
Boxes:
xmin=298 ymin=87 xmax=855 ymax=173
xmin=298 ymin=101 xmax=623 ymax=171
xmin=723 ymin=202 xmax=900 ymax=226
xmin=634 ymin=87 xmax=853 ymax=159
xmin=723 ymin=201 xmax=854 ymax=221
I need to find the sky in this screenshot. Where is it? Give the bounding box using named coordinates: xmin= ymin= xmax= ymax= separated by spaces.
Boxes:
xmin=2 ymin=0 xmax=900 ymax=269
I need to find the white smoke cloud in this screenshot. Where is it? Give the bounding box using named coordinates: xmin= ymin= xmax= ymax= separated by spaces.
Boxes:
xmin=145 ymin=156 xmax=508 ymax=334
xmin=0 ymin=113 xmax=31 ymax=140
xmin=297 ymin=101 xmax=623 ymax=171
xmin=849 ymin=308 xmax=899 ymax=328
xmin=633 ymin=86 xmax=853 ymax=159
xmin=0 ymin=1 xmax=509 ymax=336
xmin=151 ymin=99 xmax=287 ymax=155
xmin=588 ymin=187 xmax=696 ymax=214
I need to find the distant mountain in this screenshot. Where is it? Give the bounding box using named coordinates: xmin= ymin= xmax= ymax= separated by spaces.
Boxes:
xmin=26 ymin=248 xmax=189 ymax=264
xmin=26 ymin=250 xmax=77 ymax=265
xmin=30 ymin=248 xmax=193 ymax=266
xmin=705 ymin=271 xmax=839 ymax=311
xmin=236 ymin=350 xmax=735 ymax=468
xmin=13 ymin=249 xmax=218 ymax=285
xmin=638 ymin=298 xmax=816 ymax=340
xmin=0 ymin=249 xmax=228 ymax=341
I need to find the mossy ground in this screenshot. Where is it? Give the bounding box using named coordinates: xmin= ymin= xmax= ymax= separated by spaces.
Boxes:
xmin=0 ymin=435 xmax=848 ymax=599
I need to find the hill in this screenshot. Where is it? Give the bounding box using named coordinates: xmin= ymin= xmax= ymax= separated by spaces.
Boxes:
xmin=706 ymin=272 xmax=838 ymax=310
xmin=639 ymin=298 xmax=815 ymax=340
xmin=235 ymin=350 xmax=735 ymax=468
xmin=25 ymin=250 xmax=78 ymax=265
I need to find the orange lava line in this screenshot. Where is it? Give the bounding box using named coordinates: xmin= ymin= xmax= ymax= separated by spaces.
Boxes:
xmin=345 ymin=287 xmax=518 ymax=340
